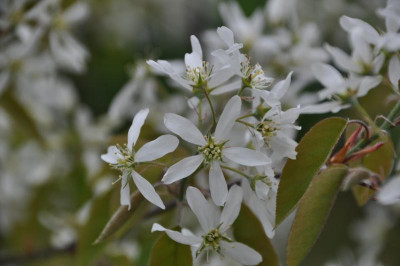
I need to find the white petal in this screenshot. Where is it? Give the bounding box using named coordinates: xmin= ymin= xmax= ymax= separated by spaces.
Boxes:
xmin=350 ymin=29 xmax=372 ymax=64
xmin=220 ymin=185 xmax=243 ymax=232
xmin=300 ymin=102 xmax=350 ymax=114
xmin=135 ymin=135 xmax=179 ymax=162
xmin=127 ymin=108 xmax=149 ymax=152
xmin=223 ymin=147 xmax=270 ymax=166
xmin=325 ymin=44 xmax=360 ymax=73
xmin=186 ymin=186 xmax=217 ymax=232
xmin=164 ymin=113 xmax=206 ymax=146
xmin=311 ymin=63 xmax=345 ymax=88
xmin=255 ymin=181 xmax=270 ymax=200
xmin=101 ymin=146 xmax=122 ymax=164
xmin=217 ymin=26 xmax=235 ymax=47
xmin=377 ymin=176 xmax=400 ymax=205
xmin=162 ymin=154 xmax=204 ymax=184
xmin=209 ymin=161 xmax=228 ymax=206
xmin=220 ymin=241 xmax=262 ymax=265
xmin=271 ymin=71 xmax=293 ymax=100
xmin=389 ymin=55 xmax=400 ymax=90
xmin=339 ymin=16 xmax=380 ymax=45
xmin=357 ymin=75 xmax=382 ymax=97
xmin=214 ymin=95 xmax=241 ymax=142
xmin=151 ymin=223 xmax=202 ymax=245
xmin=184 ymin=52 xmax=202 ymax=69
xmin=132 ymin=171 xmax=165 ymax=209
xmin=120 ymin=172 xmax=131 ymax=209
xmin=190 ymin=35 xmax=202 ymax=58
xmin=210 ymin=79 xmax=242 ymax=95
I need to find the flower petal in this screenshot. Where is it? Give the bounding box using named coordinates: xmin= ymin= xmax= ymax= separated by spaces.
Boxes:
xmin=162 ymin=154 xmax=204 ymax=184
xmin=151 ymin=223 xmax=202 ymax=245
xmin=127 ymin=108 xmax=149 ymax=152
xmin=135 ymin=135 xmax=179 ymax=162
xmin=164 ymin=113 xmax=206 ymax=146
xmin=209 ymin=161 xmax=228 ymax=206
xmin=101 ymin=145 xmax=122 ymax=164
xmin=186 ymin=186 xmax=218 ymax=232
xmin=214 ymin=95 xmax=241 ymax=142
xmin=220 ymin=241 xmax=262 ymax=265
xmin=325 ymin=44 xmax=360 ymax=73
xmin=220 ymin=185 xmax=243 ymax=232
xmin=389 ymin=55 xmax=400 ymax=90
xmin=377 ymin=176 xmax=400 ymax=205
xmin=223 ymin=147 xmax=270 ymax=166
xmin=132 ymin=171 xmax=165 ymax=209
xmin=271 ymin=71 xmax=293 ymax=100
xmin=311 ymin=63 xmax=345 ymax=88
xmin=357 ymin=75 xmax=382 ymax=97
xmin=217 ymin=26 xmax=235 ymax=47
xmin=120 ymin=172 xmax=131 ymax=209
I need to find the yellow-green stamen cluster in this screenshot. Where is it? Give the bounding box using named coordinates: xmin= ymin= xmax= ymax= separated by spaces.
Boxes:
xmin=196 ymin=225 xmax=232 ymax=257
xmin=256 ymin=119 xmax=280 ymax=144
xmin=110 ymin=144 xmax=137 ymax=173
xmin=198 ymin=136 xmax=224 ymax=165
xmin=241 ymin=60 xmax=273 ymax=89
xmin=186 ymin=61 xmax=212 ymax=85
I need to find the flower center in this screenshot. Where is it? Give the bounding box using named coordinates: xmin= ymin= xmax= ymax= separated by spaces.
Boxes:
xmin=186 ymin=61 xmax=212 ymax=86
xmin=256 ymin=119 xmax=280 ymax=143
xmin=241 ymin=60 xmax=273 ymax=90
xmin=111 ymin=144 xmax=137 ymax=172
xmin=198 ymin=136 xmax=224 ymax=165
xmin=196 ymin=225 xmax=232 ymax=257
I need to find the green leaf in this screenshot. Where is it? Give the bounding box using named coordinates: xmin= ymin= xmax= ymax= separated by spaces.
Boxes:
xmin=286 ymin=164 xmax=348 ymax=266
xmin=362 ymin=136 xmax=394 ymax=178
xmin=233 ymin=204 xmax=279 ymax=266
xmin=94 ymin=191 xmax=144 ymax=244
xmin=148 ymin=227 xmax=193 ymax=266
xmin=275 ymin=117 xmax=347 ymax=226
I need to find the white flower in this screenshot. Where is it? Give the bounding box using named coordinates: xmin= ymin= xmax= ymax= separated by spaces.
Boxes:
xmin=241 ymin=178 xmax=276 ymax=238
xmin=101 ymin=108 xmax=179 ymax=209
xmin=311 ymin=63 xmax=382 ymax=100
xmin=252 ymin=71 xmax=293 ymax=108
xmin=147 ymin=34 xmax=234 ymax=93
xmin=377 ymin=175 xmax=400 ymax=205
xmin=324 ymin=29 xmax=385 ymax=75
xmin=218 ymin=2 xmax=264 ymax=48
xmin=152 ymin=186 xmax=262 ymax=266
xmin=252 ymin=106 xmax=301 ymax=161
xmin=162 ymin=96 xmax=270 ymax=206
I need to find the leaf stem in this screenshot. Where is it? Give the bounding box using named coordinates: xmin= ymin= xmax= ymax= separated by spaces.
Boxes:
xmin=221 ymin=165 xmax=252 ymax=180
xmin=203 ymin=86 xmax=217 ymax=131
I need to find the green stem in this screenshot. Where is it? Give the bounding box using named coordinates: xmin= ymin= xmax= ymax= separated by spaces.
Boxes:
xmin=350 ymin=97 xmax=376 ymax=128
xmin=221 ymin=165 xmax=252 ymax=180
xmin=198 ymin=98 xmax=203 ymax=129
xmin=237 ymin=83 xmax=247 ymax=96
xmin=237 ymin=113 xmax=255 ymax=120
xmin=203 ymin=87 xmax=217 ymax=131
xmin=347 ymin=100 xmax=400 ymax=155
xmin=381 ymin=100 xmax=400 ymax=131
xmin=236 ymin=120 xmax=254 ymax=127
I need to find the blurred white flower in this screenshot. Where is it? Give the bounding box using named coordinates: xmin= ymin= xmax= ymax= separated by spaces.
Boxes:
xmin=377 ymin=175 xmax=400 ymax=205
xmin=312 ymin=63 xmax=382 ymax=100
